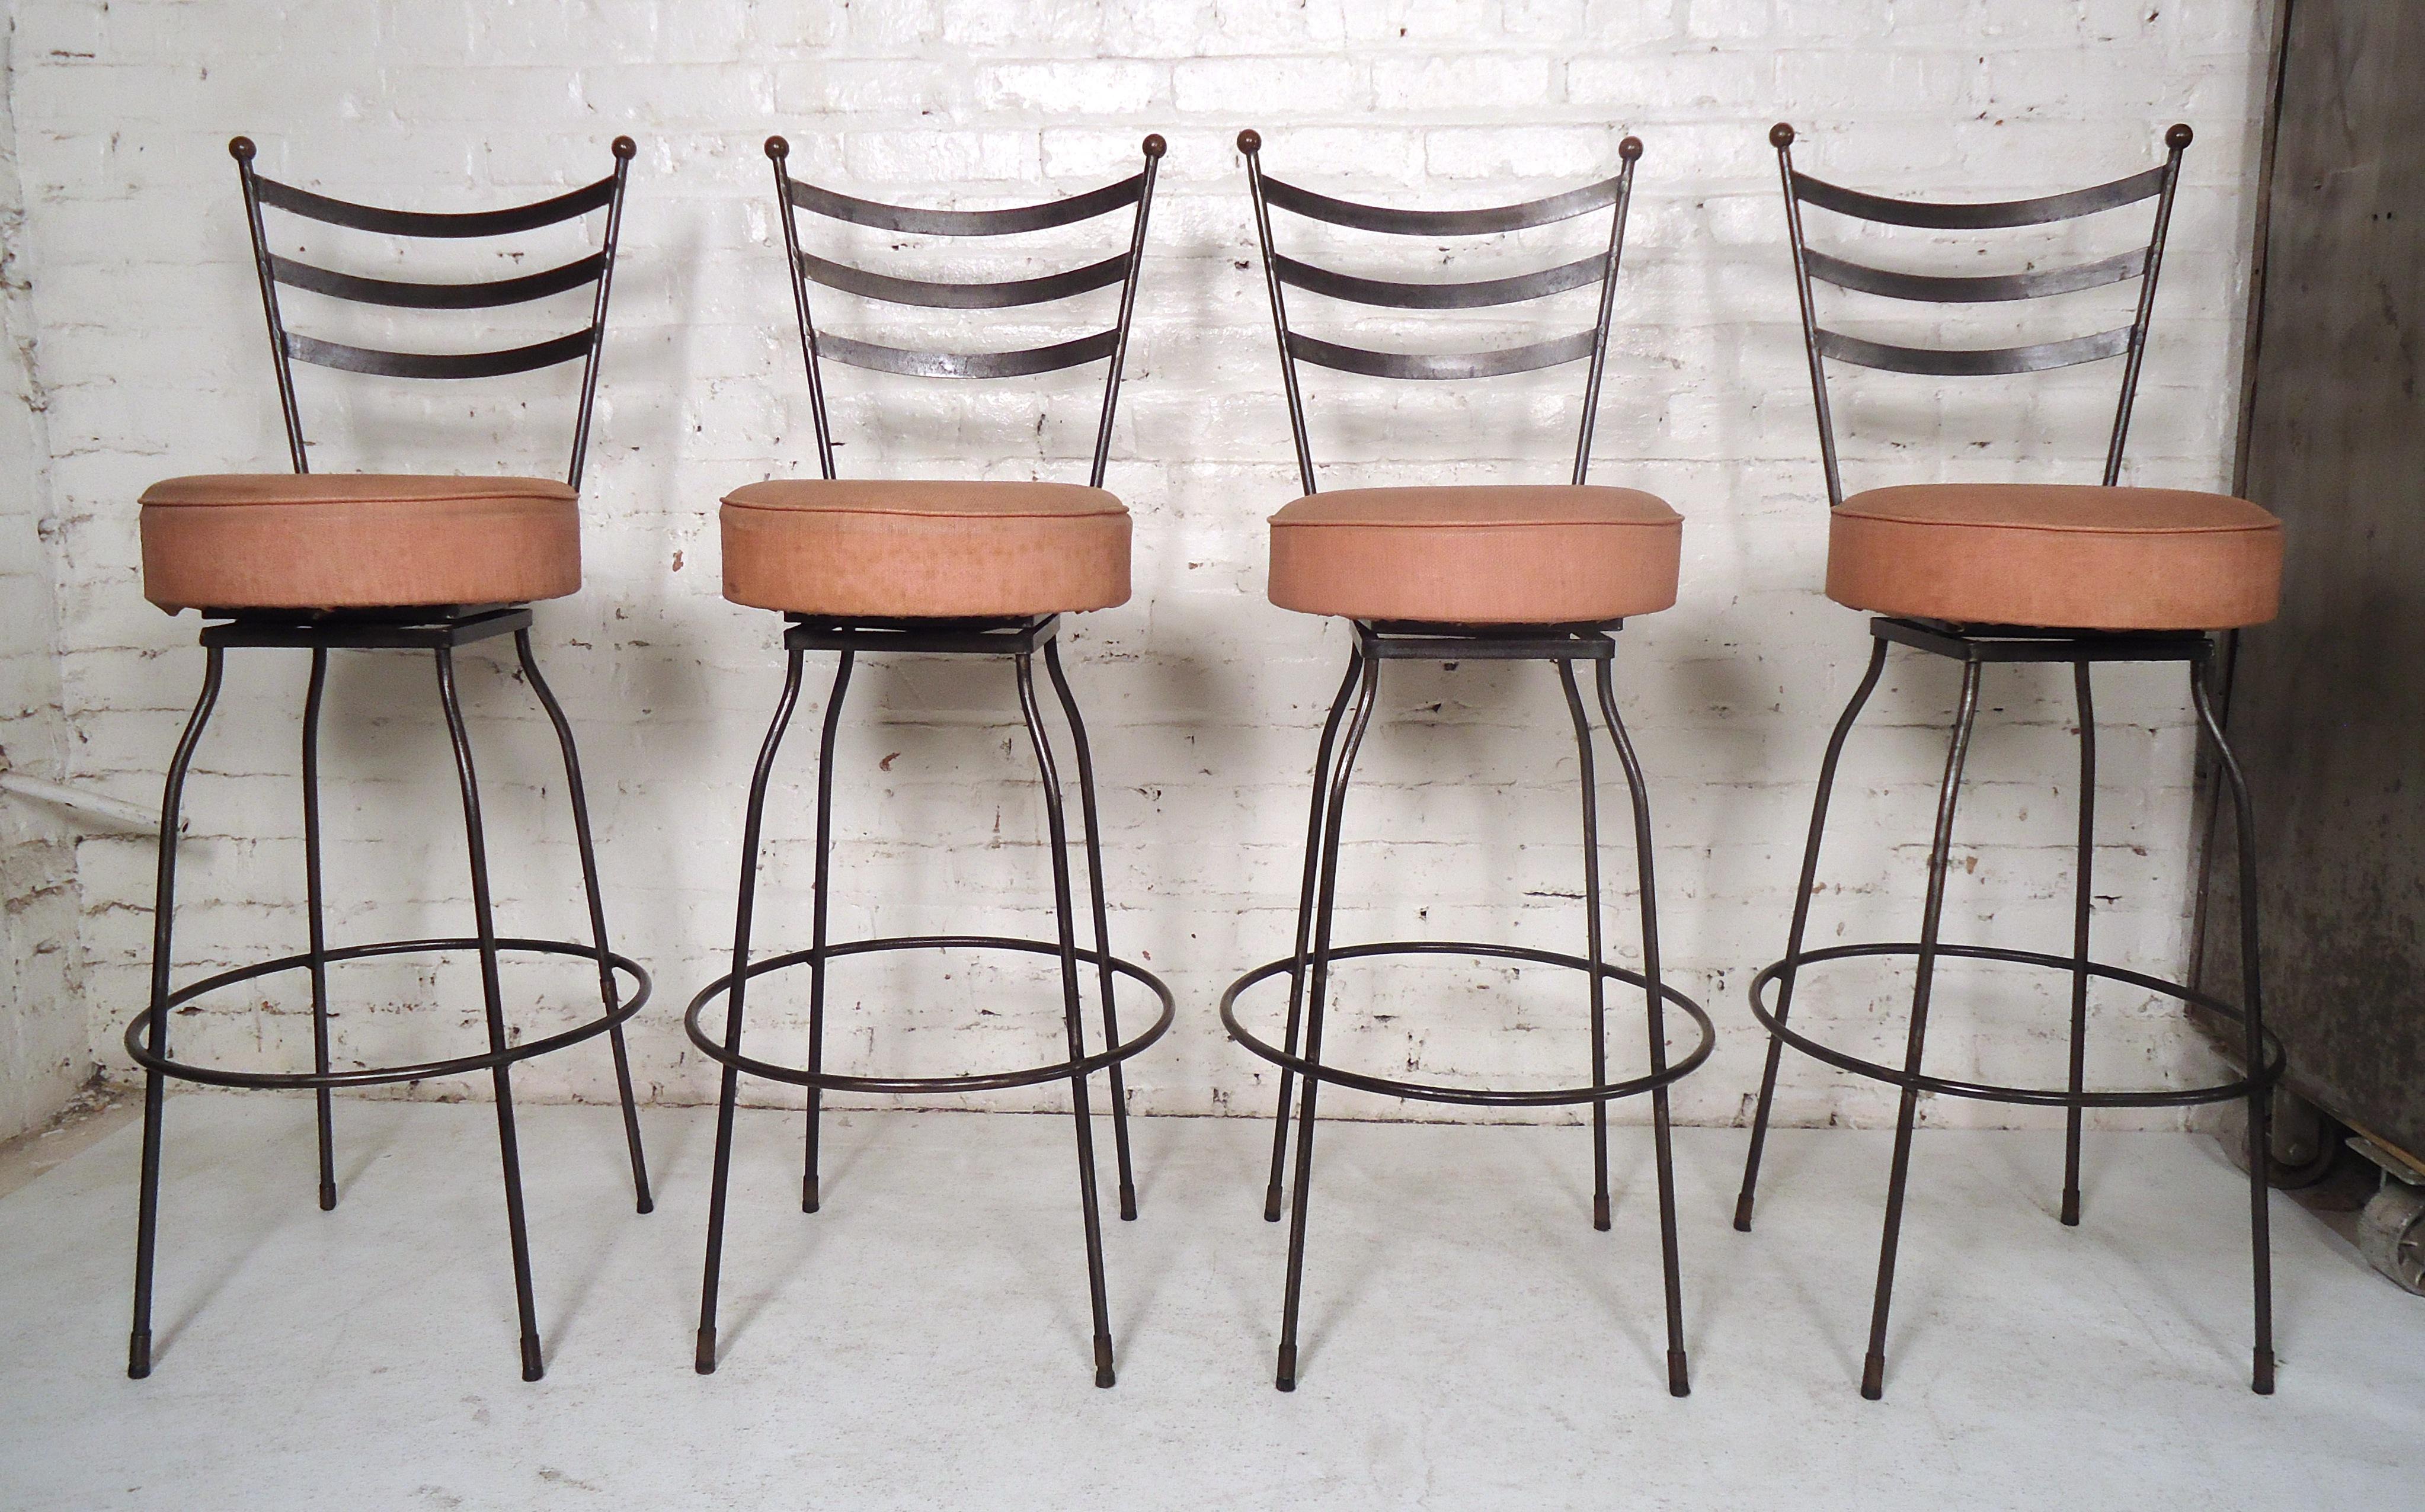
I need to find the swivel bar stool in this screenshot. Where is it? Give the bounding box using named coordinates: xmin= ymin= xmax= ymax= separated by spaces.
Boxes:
xmin=1732 ymin=123 xmax=2285 ymax=1398
xmin=690 ymin=135 xmax=1175 ymax=1387
xmin=1221 ymin=129 xmax=1713 ymax=1395
xmin=127 ymin=137 xmax=651 ymax=1382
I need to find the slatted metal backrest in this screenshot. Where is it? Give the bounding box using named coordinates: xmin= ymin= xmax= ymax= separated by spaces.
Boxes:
xmin=767 ymin=134 xmax=1164 ymax=489
xmin=232 ymin=135 xmax=635 ymax=490
xmin=1774 ymin=121 xmax=2192 ymax=508
xmin=1238 ymin=129 xmax=1642 ymax=495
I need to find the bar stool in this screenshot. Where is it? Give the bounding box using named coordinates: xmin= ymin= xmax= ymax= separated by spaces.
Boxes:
xmin=1220 ymin=130 xmax=1713 ymax=1395
xmin=1732 ymin=123 xmax=2286 ymax=1398
xmin=689 ymin=136 xmax=1175 ymax=1388
xmin=126 ymin=137 xmax=651 ymax=1382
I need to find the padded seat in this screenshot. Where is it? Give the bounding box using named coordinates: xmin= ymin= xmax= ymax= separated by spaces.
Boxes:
xmin=721 ymin=479 xmax=1131 ymax=618
xmin=139 ymin=473 xmax=580 ymax=613
xmin=1267 ymin=485 xmax=1682 ymax=625
xmin=1827 ymin=483 xmax=2283 ymax=631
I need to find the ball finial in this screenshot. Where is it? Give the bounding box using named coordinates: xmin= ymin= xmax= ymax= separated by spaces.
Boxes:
xmin=1237 ymin=128 xmax=1262 ymax=155
xmin=1143 ymin=133 xmax=1166 ymax=159
xmin=2165 ymin=122 xmax=2194 ymax=150
xmin=611 ymin=136 xmax=636 ymax=161
xmin=765 ymin=134 xmax=791 ymax=161
xmin=1770 ymin=122 xmax=1796 ymax=150
xmin=1619 ymin=134 xmax=1643 ymax=162
xmin=228 ymin=136 xmax=256 ymax=162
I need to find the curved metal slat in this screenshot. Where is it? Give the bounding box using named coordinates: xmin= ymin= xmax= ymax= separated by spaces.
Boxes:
xmin=268 ymin=252 xmax=606 ymax=310
xmin=815 ymin=328 xmax=1121 ymax=379
xmin=1790 ymin=165 xmax=2169 ymax=229
xmin=797 ymin=249 xmax=1130 ymax=309
xmin=1259 ymin=174 xmax=1623 ymax=236
xmin=1286 ymin=328 xmax=1599 ymax=380
xmin=1815 ymin=325 xmax=2133 ymax=376
xmin=1803 ymin=247 xmax=2145 ymax=303
xmin=1273 ymin=251 xmax=1609 ymax=309
xmin=785 ymin=174 xmax=1144 ymax=236
xmin=252 ymin=174 xmax=616 ymax=238
xmin=284 ymin=328 xmax=597 ymax=380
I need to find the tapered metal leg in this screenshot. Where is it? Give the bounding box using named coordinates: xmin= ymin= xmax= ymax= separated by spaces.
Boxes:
xmin=1042 ymin=640 xmax=1137 ymax=1222
xmin=514 ymin=630 xmax=652 ymax=1215
xmin=1862 ymin=659 xmax=1985 ymax=1400
xmin=302 ymin=649 xmax=337 ymax=1212
xmin=1596 ymin=658 xmax=1691 ymax=1397
xmin=1015 ymin=653 xmax=1118 ymax=1387
xmin=696 ymin=649 xmax=807 ymax=1375
xmin=2062 ymin=663 xmax=2097 ymax=1228
xmin=1276 ymin=653 xmax=1381 ymax=1392
xmin=1738 ymin=638 xmax=1891 ymax=1232
xmin=2192 ymin=661 xmax=2276 ymax=1395
xmin=128 ymin=647 xmax=225 ymax=1380
xmin=434 ymin=647 xmax=545 ymax=1382
xmin=801 ymin=652 xmax=855 ymax=1215
xmin=1557 ymin=663 xmax=1614 ymax=1234
xmin=1265 ymin=652 xmax=1362 ymax=1223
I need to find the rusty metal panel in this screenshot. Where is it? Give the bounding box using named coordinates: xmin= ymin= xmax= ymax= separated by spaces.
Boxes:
xmin=2199 ymin=0 xmax=2425 ymax=1155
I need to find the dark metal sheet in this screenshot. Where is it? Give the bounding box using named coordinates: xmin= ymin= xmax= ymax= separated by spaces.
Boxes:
xmin=2197 ymin=0 xmax=2425 ymax=1157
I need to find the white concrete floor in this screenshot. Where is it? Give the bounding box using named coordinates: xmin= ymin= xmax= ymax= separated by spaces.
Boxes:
xmin=1 ymin=1097 xmax=2419 ymax=1510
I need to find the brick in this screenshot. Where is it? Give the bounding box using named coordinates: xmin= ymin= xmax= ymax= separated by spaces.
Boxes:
xmin=0 ymin=0 xmax=2273 ymax=1138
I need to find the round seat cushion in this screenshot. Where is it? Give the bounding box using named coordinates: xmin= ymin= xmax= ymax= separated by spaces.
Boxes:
xmin=721 ymin=479 xmax=1131 ymax=617
xmin=139 ymin=473 xmax=580 ymax=612
xmin=1267 ymin=485 xmax=1682 ymax=624
xmin=1827 ymin=483 xmax=2283 ymax=631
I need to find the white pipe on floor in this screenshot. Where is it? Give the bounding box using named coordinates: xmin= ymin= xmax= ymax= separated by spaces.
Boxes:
xmin=0 ymin=773 xmax=175 ymax=835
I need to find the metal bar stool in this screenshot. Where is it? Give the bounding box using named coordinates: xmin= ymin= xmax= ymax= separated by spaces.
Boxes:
xmin=1732 ymin=123 xmax=2287 ymax=1398
xmin=1221 ymin=129 xmax=1713 ymax=1395
xmin=690 ymin=135 xmax=1175 ymax=1388
xmin=126 ymin=137 xmax=650 ymax=1382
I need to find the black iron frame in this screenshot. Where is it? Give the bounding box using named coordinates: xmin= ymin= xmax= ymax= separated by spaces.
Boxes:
xmin=1735 ymin=123 xmax=2282 ymax=1399
xmin=1227 ymin=130 xmax=1706 ymax=1396
xmin=127 ymin=139 xmax=647 ymax=1385
xmin=690 ymin=139 xmax=1172 ymax=1389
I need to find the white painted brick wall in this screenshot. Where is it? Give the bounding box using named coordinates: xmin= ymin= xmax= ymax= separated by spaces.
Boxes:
xmin=0 ymin=0 xmax=2274 ymax=1135
xmin=0 ymin=12 xmax=81 ymax=1140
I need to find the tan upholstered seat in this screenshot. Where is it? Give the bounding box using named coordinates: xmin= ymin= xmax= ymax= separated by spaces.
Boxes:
xmin=721 ymin=479 xmax=1131 ymax=617
xmin=1266 ymin=485 xmax=1682 ymax=625
xmin=139 ymin=473 xmax=580 ymax=613
xmin=1826 ymin=483 xmax=2282 ymax=631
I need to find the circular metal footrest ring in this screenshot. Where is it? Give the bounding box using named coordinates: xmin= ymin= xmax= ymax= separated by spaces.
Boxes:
xmin=1748 ymin=941 xmax=2285 ymax=1108
xmin=125 ymin=936 xmax=651 ymax=1090
xmin=1220 ymin=940 xmax=1714 ymax=1107
xmin=683 ymin=934 xmax=1176 ymax=1094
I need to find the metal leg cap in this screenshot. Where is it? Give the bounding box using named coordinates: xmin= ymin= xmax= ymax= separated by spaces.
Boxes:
xmin=802 ymin=1175 xmax=820 ymax=1215
xmin=318 ymin=1181 xmax=338 ymax=1212
xmin=1668 ymin=1350 xmax=1691 ymax=1398
xmin=127 ymin=1330 xmax=152 ymax=1380
xmin=1732 ymin=1193 xmax=1755 ymax=1233
xmin=1263 ymin=1187 xmax=1284 ymax=1223
xmin=1119 ymin=1183 xmax=1138 ymax=1222
xmin=1860 ymin=1352 xmax=1886 ymax=1400
xmin=635 ymin=1194 xmax=655 ymax=1216
xmin=1094 ymin=1335 xmax=1116 ymax=1389
xmin=1275 ymin=1343 xmax=1297 ymax=1393
xmin=520 ymin=1336 xmax=545 ymax=1383
xmin=1594 ymin=1194 xmax=1612 ymax=1232
xmin=694 ymin=1328 xmax=718 ymax=1375
xmin=2254 ymin=1348 xmax=2276 ymax=1395
xmin=2060 ymin=1189 xmax=2081 ymax=1227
